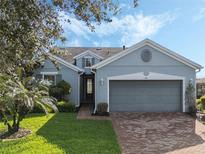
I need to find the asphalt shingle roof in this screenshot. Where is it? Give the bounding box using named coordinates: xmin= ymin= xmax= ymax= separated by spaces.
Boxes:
xmin=53 ymin=47 xmax=124 ymax=63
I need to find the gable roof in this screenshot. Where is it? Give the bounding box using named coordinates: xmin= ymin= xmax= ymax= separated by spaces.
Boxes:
xmin=47 ymin=53 xmax=84 ymax=72
xmin=53 ymin=47 xmax=123 ymax=63
xmin=73 ymin=50 xmax=104 ymax=59
xmin=91 ymin=39 xmax=203 ymax=70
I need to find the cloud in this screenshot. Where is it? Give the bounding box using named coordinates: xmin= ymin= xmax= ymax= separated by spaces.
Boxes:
xmin=59 ymin=11 xmax=177 ymax=47
xmin=193 ymin=7 xmax=205 ymax=22
xmin=59 ymin=12 xmax=90 ymax=40
xmin=93 ymin=12 xmax=176 ymax=46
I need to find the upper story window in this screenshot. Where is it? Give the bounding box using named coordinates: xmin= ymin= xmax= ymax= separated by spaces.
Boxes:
xmin=84 ymin=57 xmax=93 ymax=67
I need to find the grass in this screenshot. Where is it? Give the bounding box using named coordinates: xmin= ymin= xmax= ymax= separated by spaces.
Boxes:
xmin=0 ymin=113 xmax=120 ymax=154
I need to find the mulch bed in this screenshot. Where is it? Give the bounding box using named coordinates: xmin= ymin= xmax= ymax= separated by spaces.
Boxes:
xmin=0 ymin=128 xmax=32 ymax=140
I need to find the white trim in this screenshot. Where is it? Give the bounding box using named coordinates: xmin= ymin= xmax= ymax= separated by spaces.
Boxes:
xmin=92 ymin=39 xmax=203 ymax=70
xmin=84 ymin=56 xmax=93 ymax=58
xmin=40 ymin=72 xmax=58 ymax=75
xmin=107 ymin=72 xmax=186 ymax=112
xmin=47 ymin=53 xmax=84 ymax=72
xmin=73 ymin=50 xmax=104 ymax=60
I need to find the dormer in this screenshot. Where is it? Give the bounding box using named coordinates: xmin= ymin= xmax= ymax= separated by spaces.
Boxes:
xmin=73 ymin=50 xmax=103 ymax=71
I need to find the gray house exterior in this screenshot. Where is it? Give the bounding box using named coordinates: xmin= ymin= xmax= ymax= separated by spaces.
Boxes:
xmin=35 ymin=39 xmax=203 ymax=112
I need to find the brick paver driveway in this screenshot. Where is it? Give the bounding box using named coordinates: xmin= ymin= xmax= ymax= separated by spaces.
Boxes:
xmin=111 ymin=112 xmax=205 ymax=154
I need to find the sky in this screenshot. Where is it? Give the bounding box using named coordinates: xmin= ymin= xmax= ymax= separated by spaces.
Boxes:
xmin=56 ymin=0 xmax=205 ymax=78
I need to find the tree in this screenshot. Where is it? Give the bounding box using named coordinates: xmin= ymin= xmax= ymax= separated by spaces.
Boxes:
xmin=0 ymin=0 xmax=121 ymax=73
xmin=0 ymin=0 xmax=119 ymax=134
xmin=185 ymin=81 xmax=196 ymax=113
xmin=0 ymin=72 xmax=57 ymax=134
xmin=0 ymin=0 xmax=138 ymax=134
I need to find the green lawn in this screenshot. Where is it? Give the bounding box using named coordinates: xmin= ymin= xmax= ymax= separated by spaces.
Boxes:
xmin=0 ymin=113 xmax=120 ymax=154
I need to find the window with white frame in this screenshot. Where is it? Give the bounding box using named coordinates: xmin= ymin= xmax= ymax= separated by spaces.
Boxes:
xmin=39 ymin=72 xmax=58 ymax=85
xmin=85 ymin=57 xmax=92 ymax=67
xmin=44 ymin=75 xmax=56 ymax=85
xmin=87 ymin=78 xmax=93 ymax=94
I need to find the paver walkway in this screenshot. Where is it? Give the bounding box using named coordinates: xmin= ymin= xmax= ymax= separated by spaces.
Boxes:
xmin=77 ymin=104 xmax=110 ymax=120
xmin=111 ymin=112 xmax=205 ymax=154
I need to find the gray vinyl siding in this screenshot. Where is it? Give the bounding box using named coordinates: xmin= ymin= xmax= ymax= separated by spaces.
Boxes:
xmin=95 ymin=45 xmax=196 ymax=112
xmin=35 ymin=60 xmax=80 ymax=106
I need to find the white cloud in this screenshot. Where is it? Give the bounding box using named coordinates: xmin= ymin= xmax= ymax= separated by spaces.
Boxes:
xmin=94 ymin=12 xmax=176 ymax=46
xmin=59 ymin=12 xmax=90 ymax=40
xmin=59 ymin=11 xmax=176 ymax=47
xmin=119 ymin=3 xmax=132 ymax=10
xmin=193 ymin=7 xmax=205 ymax=22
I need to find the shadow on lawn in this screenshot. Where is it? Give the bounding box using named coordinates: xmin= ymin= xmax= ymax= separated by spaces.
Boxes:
xmin=36 ymin=113 xmax=74 ymax=153
xmin=36 ymin=113 xmax=120 ymax=154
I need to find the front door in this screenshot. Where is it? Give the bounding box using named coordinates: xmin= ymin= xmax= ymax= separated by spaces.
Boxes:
xmin=83 ymin=75 xmax=94 ymax=103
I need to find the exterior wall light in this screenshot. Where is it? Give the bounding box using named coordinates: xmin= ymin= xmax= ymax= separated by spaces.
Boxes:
xmin=100 ymin=78 xmax=104 ymax=86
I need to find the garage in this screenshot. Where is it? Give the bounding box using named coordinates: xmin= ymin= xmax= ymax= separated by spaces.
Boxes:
xmin=109 ymin=80 xmax=182 ymax=112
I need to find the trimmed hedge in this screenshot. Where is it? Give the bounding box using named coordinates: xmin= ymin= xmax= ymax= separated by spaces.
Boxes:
xmin=57 ymin=101 xmax=75 ymax=112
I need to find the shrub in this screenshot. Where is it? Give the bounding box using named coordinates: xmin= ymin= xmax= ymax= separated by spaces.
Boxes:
xmin=196 ymin=99 xmax=202 ymax=105
xmin=57 ymin=80 xmax=71 ymax=96
xmin=32 ymin=104 xmax=44 ymax=113
xmin=97 ymin=103 xmax=108 ymax=113
xmin=49 ymin=80 xmax=71 ymax=101
xmin=201 ymin=96 xmax=205 ymax=110
xmin=49 ymin=86 xmax=64 ymax=100
xmin=57 ymin=101 xmax=75 ymax=112
xmin=31 ymin=104 xmax=55 ymax=113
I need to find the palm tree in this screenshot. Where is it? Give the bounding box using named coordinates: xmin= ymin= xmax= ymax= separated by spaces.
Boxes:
xmin=0 ymin=73 xmax=57 ymax=134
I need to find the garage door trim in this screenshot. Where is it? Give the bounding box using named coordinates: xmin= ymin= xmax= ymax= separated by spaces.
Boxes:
xmin=107 ymin=72 xmax=185 ymax=112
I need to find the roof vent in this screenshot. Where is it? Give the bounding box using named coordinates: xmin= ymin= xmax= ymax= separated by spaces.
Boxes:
xmin=123 ymin=45 xmax=125 ymax=50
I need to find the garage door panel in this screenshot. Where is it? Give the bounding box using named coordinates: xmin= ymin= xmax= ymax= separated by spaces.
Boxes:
xmin=110 ymin=103 xmax=180 ymax=112
xmin=109 ymin=80 xmax=182 ymax=112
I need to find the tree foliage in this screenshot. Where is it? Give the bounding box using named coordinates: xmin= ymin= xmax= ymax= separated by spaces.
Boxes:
xmin=0 ymin=0 xmax=120 ymax=73
xmin=0 ymin=0 xmax=138 ymax=134
xmin=185 ymin=81 xmax=196 ymax=113
xmin=0 ymin=71 xmax=57 ymax=133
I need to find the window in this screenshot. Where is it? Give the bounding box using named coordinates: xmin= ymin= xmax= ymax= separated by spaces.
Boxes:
xmin=37 ymin=72 xmax=59 ymax=85
xmin=44 ymin=75 xmax=56 ymax=85
xmin=87 ymin=79 xmax=93 ymax=94
xmin=85 ymin=58 xmax=92 ymax=67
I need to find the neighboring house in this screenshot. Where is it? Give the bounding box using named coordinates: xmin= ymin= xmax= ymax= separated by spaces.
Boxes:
xmin=35 ymin=39 xmax=203 ymax=113
xmin=196 ymin=78 xmax=205 ymax=98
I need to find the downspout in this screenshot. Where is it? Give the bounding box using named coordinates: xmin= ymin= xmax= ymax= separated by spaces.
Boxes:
xmin=91 ymin=68 xmax=97 ymax=114
xmin=77 ymin=71 xmax=84 ymax=107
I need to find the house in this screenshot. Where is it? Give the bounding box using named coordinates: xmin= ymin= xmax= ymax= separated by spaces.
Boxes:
xmin=35 ymin=39 xmax=203 ymax=113
xmin=196 ymin=78 xmax=205 ymax=98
